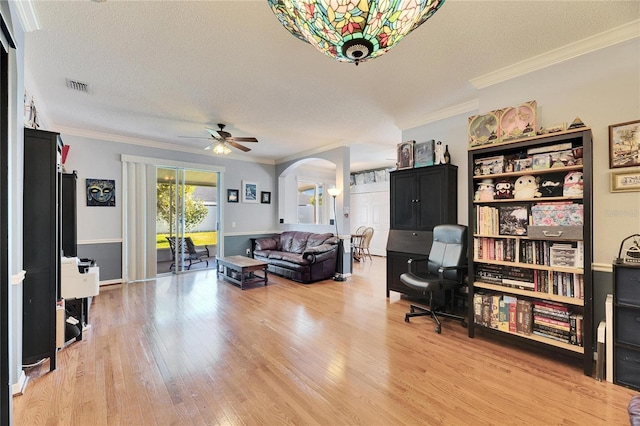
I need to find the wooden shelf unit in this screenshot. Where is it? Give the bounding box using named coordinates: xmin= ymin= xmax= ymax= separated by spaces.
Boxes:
xmin=467 ymin=128 xmax=593 ymax=376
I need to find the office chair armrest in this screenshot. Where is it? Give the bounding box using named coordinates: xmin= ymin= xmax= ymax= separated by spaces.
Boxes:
xmin=437 ymin=264 xmax=468 ymax=282
xmin=406 ymin=257 xmax=429 ymax=273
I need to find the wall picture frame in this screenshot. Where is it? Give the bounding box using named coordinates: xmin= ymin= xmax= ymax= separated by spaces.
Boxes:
xmin=396 ymin=141 xmax=414 ymax=170
xmin=242 ymin=181 xmax=258 ymax=203
xmin=227 ymin=189 xmax=239 ymax=203
xmin=261 ymin=191 xmax=271 ymax=204
xmin=609 ymin=119 xmax=640 ymax=168
xmin=86 ymin=178 xmax=115 ymax=206
xmin=610 ymin=168 xmax=640 ymax=192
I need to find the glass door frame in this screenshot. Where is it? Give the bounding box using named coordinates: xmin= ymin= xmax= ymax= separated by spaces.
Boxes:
xmin=157 ymin=165 xmax=221 ymax=276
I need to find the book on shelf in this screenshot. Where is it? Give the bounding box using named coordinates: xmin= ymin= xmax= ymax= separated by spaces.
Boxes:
xmin=499 ymin=204 xmax=530 ymax=236
xmin=508 ymin=299 xmax=517 ymax=333
xmin=475 ymin=206 xmax=499 ymax=235
xmin=490 ymin=294 xmax=502 ymax=329
xmin=516 ymin=299 xmax=532 ymax=335
xmin=473 ymin=293 xmax=484 ymax=325
xmin=498 ymin=299 xmax=510 ymax=331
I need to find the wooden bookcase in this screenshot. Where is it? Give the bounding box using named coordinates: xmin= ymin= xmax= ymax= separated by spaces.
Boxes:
xmin=467 ymin=128 xmax=593 ymax=376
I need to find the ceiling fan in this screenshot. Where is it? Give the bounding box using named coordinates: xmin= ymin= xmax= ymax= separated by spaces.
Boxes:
xmin=183 ymin=124 xmax=259 ymax=154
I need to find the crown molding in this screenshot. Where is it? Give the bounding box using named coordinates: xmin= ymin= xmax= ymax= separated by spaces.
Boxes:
xmin=13 ymin=0 xmax=40 ymax=32
xmin=53 ymin=125 xmax=276 ymax=165
xmin=470 ymin=20 xmax=640 ymax=90
xmin=398 ymin=99 xmax=480 ymax=130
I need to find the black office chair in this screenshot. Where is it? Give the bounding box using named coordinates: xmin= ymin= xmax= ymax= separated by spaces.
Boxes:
xmin=400 ymin=224 xmax=468 ymax=333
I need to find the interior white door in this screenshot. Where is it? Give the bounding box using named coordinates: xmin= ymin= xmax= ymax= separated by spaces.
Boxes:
xmin=350 ymin=189 xmax=389 ymax=257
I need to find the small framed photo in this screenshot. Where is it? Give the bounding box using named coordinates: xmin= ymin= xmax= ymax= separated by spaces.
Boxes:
xmin=261 ymin=191 xmax=271 ymax=204
xmin=610 ymin=168 xmax=640 ymax=192
xmin=227 ymin=189 xmax=239 ymax=203
xmin=397 ymin=141 xmax=414 ymax=170
xmin=609 ymin=119 xmax=640 ymax=168
xmin=414 ymin=140 xmax=434 ymax=168
xmin=242 ymin=181 xmax=258 ymax=203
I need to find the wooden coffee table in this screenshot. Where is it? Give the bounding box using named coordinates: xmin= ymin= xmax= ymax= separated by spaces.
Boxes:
xmin=216 ymin=255 xmax=268 ymax=289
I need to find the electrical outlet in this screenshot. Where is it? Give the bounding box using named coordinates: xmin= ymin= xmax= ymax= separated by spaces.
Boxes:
xmin=246 ymin=248 xmax=251 ymax=255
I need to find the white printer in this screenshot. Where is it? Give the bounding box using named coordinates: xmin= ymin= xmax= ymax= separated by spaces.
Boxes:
xmin=60 ymin=257 xmax=99 ymax=299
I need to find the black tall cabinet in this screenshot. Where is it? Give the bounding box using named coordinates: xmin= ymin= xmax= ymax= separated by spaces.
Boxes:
xmin=386 ymin=164 xmax=458 ymax=296
xmin=23 ymin=128 xmax=62 ymax=370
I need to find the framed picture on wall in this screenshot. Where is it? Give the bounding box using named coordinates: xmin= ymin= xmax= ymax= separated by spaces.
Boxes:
xmin=86 ymin=178 xmax=115 ymax=206
xmin=610 ymin=168 xmax=640 ymax=192
xmin=227 ymin=189 xmax=239 ymax=203
xmin=261 ymin=191 xmax=271 ymax=204
xmin=609 ymin=119 xmax=640 ymax=168
xmin=242 ymin=181 xmax=258 ymax=203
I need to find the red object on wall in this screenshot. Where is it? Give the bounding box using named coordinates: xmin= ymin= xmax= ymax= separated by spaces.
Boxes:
xmin=61 ymin=144 xmax=70 ymax=164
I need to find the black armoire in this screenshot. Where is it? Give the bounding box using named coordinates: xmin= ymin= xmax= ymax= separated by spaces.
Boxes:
xmin=386 ymin=164 xmax=458 ymax=297
xmin=23 ymin=128 xmax=62 ymax=370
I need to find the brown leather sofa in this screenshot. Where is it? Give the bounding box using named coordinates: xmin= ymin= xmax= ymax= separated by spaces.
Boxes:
xmin=251 ymin=231 xmax=338 ymax=283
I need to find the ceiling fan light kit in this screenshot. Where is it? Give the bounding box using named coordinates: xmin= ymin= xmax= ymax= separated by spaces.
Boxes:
xmin=190 ymin=123 xmax=259 ymax=155
xmin=268 ymin=0 xmax=446 ymax=65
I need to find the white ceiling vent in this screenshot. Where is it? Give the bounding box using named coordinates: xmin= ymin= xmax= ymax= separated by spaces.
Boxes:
xmin=66 ymin=79 xmax=90 ymax=93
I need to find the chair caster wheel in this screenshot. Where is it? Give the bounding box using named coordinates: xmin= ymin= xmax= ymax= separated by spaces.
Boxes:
xmin=461 ymin=320 xmax=468 ymax=328
xmin=405 ymin=315 xmax=410 ymax=323
xmin=435 ymin=326 xmax=441 ymax=334
xmin=409 ymin=306 xmax=415 ymax=313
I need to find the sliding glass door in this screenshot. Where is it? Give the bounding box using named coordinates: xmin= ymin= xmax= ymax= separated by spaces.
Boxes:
xmin=156 ymin=167 xmax=219 ymax=275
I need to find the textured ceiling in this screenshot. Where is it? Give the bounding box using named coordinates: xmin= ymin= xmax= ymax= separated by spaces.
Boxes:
xmin=22 ymin=1 xmax=640 ymax=171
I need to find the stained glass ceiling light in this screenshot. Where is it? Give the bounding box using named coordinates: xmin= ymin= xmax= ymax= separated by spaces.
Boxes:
xmin=268 ymin=0 xmax=445 ymax=65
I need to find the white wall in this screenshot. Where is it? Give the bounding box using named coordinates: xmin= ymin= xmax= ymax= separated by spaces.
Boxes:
xmin=402 ymin=38 xmax=640 ymax=268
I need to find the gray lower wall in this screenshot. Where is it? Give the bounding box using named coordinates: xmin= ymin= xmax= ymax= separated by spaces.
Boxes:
xmin=77 ymin=242 xmax=122 ymax=282
xmin=224 ymin=233 xmax=276 ymax=257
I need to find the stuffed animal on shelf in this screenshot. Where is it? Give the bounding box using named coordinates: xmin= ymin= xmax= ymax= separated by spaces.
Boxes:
xmin=513 ymin=175 xmax=541 ymax=199
xmin=539 ymin=173 xmax=564 ymax=197
xmin=494 ymin=179 xmax=514 ymax=199
xmin=474 ymin=179 xmax=495 ymax=201
xmin=563 ymin=171 xmax=584 ymax=197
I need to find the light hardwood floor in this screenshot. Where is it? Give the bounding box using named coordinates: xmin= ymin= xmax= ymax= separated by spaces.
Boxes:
xmin=13 ymin=256 xmax=636 ymax=425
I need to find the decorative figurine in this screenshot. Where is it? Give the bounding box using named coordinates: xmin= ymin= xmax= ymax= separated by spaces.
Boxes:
xmin=434 ymin=141 xmax=445 ymax=165
xmin=513 ymin=175 xmax=541 ymax=199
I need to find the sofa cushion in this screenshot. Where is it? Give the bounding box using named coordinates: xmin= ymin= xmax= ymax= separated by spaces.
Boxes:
xmin=280 ymin=231 xmax=309 ymax=254
xmin=307 ymin=232 xmax=335 ymax=248
xmin=254 ymin=236 xmax=279 ymax=251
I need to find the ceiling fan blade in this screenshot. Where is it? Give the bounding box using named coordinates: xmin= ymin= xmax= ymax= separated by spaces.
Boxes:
xmin=229 ymin=137 xmax=258 ymax=143
xmin=179 ymin=136 xmax=214 ymax=140
xmin=228 ymin=140 xmax=251 ymax=152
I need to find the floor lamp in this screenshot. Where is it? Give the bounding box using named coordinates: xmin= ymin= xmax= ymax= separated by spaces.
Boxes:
xmin=328 ymin=187 xmax=347 ymax=281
